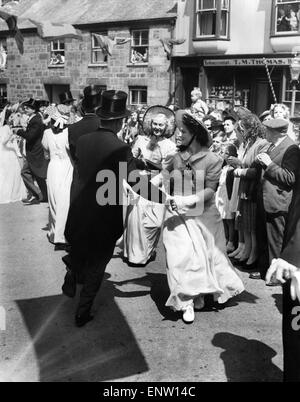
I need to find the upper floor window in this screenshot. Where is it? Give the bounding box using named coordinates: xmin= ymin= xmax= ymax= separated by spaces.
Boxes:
xmin=129 ymin=86 xmax=148 ymax=106
xmin=91 ymin=33 xmax=108 ymax=64
xmin=0 ymin=39 xmax=7 ymax=70
xmin=0 ymin=84 xmax=7 ymax=109
xmin=195 ymin=0 xmax=230 ymax=38
xmin=131 ymin=30 xmax=149 ymax=64
xmin=50 ymin=40 xmax=65 ymax=66
xmin=274 ymin=0 xmax=300 ymax=34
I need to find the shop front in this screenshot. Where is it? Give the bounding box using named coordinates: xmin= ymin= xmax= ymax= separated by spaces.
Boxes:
xmin=175 ymin=55 xmax=300 ymax=116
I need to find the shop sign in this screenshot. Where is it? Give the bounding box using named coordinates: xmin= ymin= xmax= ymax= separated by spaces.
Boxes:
xmin=204 ymin=58 xmax=293 ymax=67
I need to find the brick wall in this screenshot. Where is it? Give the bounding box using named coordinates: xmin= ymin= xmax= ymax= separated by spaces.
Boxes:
xmin=1 ymin=23 xmax=173 ymax=107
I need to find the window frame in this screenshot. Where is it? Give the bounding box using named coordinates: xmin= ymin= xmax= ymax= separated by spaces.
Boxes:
xmin=129 ymin=86 xmax=148 ymax=106
xmin=130 ymin=29 xmax=149 ymax=64
xmin=0 ymin=83 xmax=8 ymax=108
xmin=49 ymin=39 xmax=65 ymax=66
xmin=271 ymin=0 xmax=300 ymax=36
xmin=91 ymin=32 xmax=109 ymax=65
xmin=194 ymin=0 xmax=230 ymax=40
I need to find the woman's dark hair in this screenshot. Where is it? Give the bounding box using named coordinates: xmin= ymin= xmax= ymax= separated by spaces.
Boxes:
xmin=182 ymin=113 xmax=210 ymax=147
xmin=50 ymin=119 xmax=64 ymax=134
xmin=239 ymin=113 xmax=266 ymax=143
xmin=224 ymin=143 xmax=238 ymax=158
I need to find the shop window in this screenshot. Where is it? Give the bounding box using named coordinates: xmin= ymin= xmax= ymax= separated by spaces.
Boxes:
xmin=0 ymin=84 xmax=7 ymax=108
xmin=91 ymin=33 xmax=108 ymax=64
xmin=129 ymin=87 xmax=148 ymax=106
xmin=195 ymin=0 xmax=230 ymax=38
xmin=274 ymin=0 xmax=300 ymax=34
xmin=49 ymin=40 xmax=65 ymax=66
xmin=130 ymin=30 xmax=149 ymax=64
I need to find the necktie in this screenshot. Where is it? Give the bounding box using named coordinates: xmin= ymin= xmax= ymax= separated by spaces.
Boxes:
xmin=267 ymin=144 xmax=275 ymax=155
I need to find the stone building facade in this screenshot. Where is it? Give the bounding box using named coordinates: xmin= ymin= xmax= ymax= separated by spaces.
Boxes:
xmin=0 ymin=0 xmax=177 ymax=108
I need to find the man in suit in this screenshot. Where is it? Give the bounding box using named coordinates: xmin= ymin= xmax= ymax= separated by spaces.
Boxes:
xmin=63 ymin=90 xmax=165 ymax=327
xmin=68 ymin=85 xmax=102 ymax=202
xmin=252 ymin=119 xmax=300 ymax=284
xmin=266 ymin=117 xmax=300 ymax=380
xmin=17 ymin=98 xmax=48 ymax=204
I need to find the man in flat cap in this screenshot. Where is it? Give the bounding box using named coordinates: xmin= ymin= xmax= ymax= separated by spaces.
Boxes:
xmin=266 ymin=116 xmax=300 ymax=381
xmin=253 ymin=119 xmax=300 ymax=284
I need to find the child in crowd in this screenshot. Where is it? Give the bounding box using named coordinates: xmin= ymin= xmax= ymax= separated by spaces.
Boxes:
xmin=216 ymin=143 xmax=238 ymax=253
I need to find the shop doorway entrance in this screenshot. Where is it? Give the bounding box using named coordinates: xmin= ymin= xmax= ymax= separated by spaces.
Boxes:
xmin=181 ymin=68 xmax=200 ymax=109
xmin=252 ymin=80 xmax=281 ymax=116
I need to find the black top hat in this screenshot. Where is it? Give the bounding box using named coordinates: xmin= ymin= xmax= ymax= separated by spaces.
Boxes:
xmin=81 ymin=86 xmax=102 ymax=113
xmin=36 ymin=99 xmax=50 ymax=108
xmin=59 ymin=90 xmax=76 ymax=105
xmin=96 ymin=90 xmax=131 ymax=121
xmin=22 ymin=98 xmax=40 ymax=112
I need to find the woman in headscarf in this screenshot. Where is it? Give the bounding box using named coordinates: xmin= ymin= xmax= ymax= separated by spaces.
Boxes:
xmin=42 ymin=105 xmax=73 ymax=250
xmin=160 ymin=111 xmax=244 ymax=323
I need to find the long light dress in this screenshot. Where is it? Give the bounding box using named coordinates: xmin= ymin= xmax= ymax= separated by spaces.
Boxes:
xmin=42 ymin=128 xmax=73 ymax=244
xmin=123 ymin=135 xmax=177 ymax=264
xmin=163 ymin=150 xmax=245 ymax=312
xmin=0 ymin=125 xmax=26 ymax=204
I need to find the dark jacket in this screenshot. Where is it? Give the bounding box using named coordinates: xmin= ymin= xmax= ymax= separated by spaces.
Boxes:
xmin=261 ymin=137 xmax=300 ymax=214
xmin=68 ymin=114 xmax=101 ymax=162
xmin=68 ymin=113 xmax=101 ymax=202
xmin=17 ymin=113 xmax=48 ymax=178
xmin=65 ymin=128 xmax=164 ymax=252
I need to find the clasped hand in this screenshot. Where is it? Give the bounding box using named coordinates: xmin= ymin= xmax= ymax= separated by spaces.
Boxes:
xmin=256 ymin=153 xmax=272 ymax=167
xmin=266 ymin=258 xmax=300 ymax=302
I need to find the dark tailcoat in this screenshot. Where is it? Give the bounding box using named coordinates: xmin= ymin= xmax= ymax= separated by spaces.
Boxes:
xmin=68 ymin=114 xmax=101 ymax=202
xmin=280 ymin=161 xmax=300 ymax=382
xmin=257 ymin=137 xmax=300 ymax=279
xmin=17 ymin=113 xmax=48 ymax=178
xmin=64 ymin=128 xmax=164 ymax=316
xmin=65 ymin=128 xmax=162 ymax=254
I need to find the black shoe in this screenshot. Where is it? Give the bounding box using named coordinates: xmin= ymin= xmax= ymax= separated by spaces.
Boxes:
xmin=62 ymin=271 xmax=76 ymax=298
xmin=75 ymin=311 xmax=94 ymax=328
xmin=22 ymin=195 xmax=35 ymax=203
xmin=249 ymin=272 xmax=261 ymax=280
xmin=24 ymin=198 xmax=40 ymax=205
xmin=266 ymin=280 xmax=282 ymax=287
xmin=55 ymin=243 xmax=70 ymax=252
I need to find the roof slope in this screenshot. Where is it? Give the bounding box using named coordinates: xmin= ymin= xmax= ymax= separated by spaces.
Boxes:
xmin=0 ymin=0 xmax=177 ymax=30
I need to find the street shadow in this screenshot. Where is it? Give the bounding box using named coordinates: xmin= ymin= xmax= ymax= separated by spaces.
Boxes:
xmin=272 ymin=294 xmax=283 ymax=315
xmin=16 ymin=274 xmax=149 ymax=382
xmin=212 ymin=332 xmax=283 ymax=382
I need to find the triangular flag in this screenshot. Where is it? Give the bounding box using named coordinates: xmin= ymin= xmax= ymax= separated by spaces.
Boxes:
xmin=160 ymin=38 xmax=186 ymax=60
xmin=0 ymin=43 xmax=7 ymax=69
xmin=0 ymin=8 xmax=24 ymax=54
xmin=93 ymin=33 xmax=116 ymax=56
xmin=115 ymin=37 xmax=131 ymax=45
xmin=29 ymin=19 xmax=82 ymax=40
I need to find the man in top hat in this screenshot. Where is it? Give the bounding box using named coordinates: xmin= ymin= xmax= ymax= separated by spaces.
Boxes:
xmin=16 ymin=98 xmax=49 ymax=204
xmin=63 ymin=90 xmax=165 ymax=327
xmin=253 ymin=119 xmax=300 ymax=283
xmin=68 ymin=85 xmax=102 ymax=202
xmin=59 ymin=90 xmax=76 ymax=106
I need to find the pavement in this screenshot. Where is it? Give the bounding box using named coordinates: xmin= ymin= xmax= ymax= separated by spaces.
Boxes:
xmin=0 ymin=202 xmax=283 ymax=382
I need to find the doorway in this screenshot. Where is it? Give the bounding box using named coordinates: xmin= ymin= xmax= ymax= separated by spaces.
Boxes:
xmin=44 ymin=84 xmax=70 ymax=104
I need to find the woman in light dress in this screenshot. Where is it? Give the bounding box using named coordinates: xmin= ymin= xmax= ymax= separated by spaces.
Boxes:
xmin=0 ymin=107 xmax=26 ymax=204
xmin=42 ymin=106 xmax=73 ymax=249
xmin=161 ymin=111 xmax=244 ymax=324
xmin=123 ymin=106 xmax=177 ymax=265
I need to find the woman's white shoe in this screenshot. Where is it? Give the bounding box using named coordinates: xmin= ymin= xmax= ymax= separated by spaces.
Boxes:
xmin=182 ymin=305 xmax=195 ymax=323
